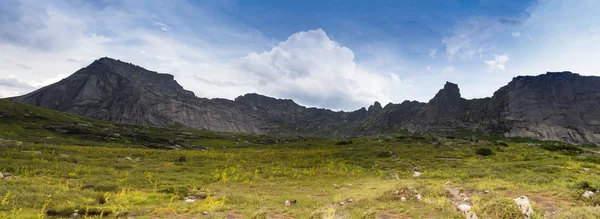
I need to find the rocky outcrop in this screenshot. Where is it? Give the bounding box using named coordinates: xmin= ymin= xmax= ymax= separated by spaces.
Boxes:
xmin=9 ymin=58 xmax=600 ymax=143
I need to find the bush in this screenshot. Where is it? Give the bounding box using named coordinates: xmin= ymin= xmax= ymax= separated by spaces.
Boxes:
xmin=335 ymin=140 xmax=353 ymax=145
xmin=473 ymin=195 xmax=522 ymax=218
xmin=571 ymin=181 xmax=597 ymax=191
xmin=541 ymin=143 xmax=583 ymax=155
xmin=476 ymin=148 xmax=494 ymax=156
xmin=495 ymin=141 xmax=509 ymax=147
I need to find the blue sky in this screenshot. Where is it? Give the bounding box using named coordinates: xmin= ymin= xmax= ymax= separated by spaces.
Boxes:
xmin=1 ymin=0 xmax=600 ymax=110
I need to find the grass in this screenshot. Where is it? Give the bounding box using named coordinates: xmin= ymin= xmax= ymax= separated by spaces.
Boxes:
xmin=1 ymin=138 xmax=599 ymax=218
xmin=1 ymin=99 xmax=600 ymax=218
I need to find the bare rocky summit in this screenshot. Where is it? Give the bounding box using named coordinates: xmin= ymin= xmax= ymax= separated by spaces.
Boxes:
xmin=9 ymin=57 xmax=600 ymax=143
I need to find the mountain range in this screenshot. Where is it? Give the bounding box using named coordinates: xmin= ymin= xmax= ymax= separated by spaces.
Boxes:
xmin=8 ymin=57 xmax=600 ymax=144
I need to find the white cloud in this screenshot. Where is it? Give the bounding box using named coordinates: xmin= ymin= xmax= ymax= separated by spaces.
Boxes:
xmin=153 ymin=22 xmax=170 ymax=32
xmin=231 ymin=29 xmax=410 ymax=109
xmin=428 ymin=49 xmax=437 ymax=58
xmin=442 ymin=17 xmax=494 ymax=60
xmin=485 ymin=55 xmax=509 ymax=71
xmin=426 ymin=66 xmax=431 ymax=71
xmin=511 ymin=32 xmax=521 ymax=37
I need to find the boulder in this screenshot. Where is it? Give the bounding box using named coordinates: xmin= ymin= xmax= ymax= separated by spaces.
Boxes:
xmin=457 ymin=204 xmax=472 ymax=213
xmin=285 ymin=200 xmax=297 ymax=206
xmin=514 ymin=196 xmax=534 ymax=219
xmin=413 ymin=171 xmax=422 ymax=177
xmin=466 ymin=212 xmax=479 ymax=219
xmin=184 ymin=196 xmax=197 ymax=203
xmin=582 ymin=190 xmax=596 ymax=199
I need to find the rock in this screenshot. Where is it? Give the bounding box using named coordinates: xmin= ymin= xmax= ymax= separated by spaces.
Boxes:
xmin=0 ymin=171 xmax=3 ymax=178
xmin=582 ymin=190 xmax=596 ymax=199
xmin=59 ymin=154 xmax=70 ymax=158
xmin=125 ymin=157 xmax=133 ymax=161
xmin=285 ymin=200 xmax=297 ymax=206
xmin=466 ymin=212 xmax=479 ymax=219
xmin=416 ymin=194 xmax=423 ymax=201
xmin=514 ymin=196 xmax=534 ymax=219
xmin=413 ymin=171 xmax=422 ymax=177
xmin=400 ymin=197 xmax=407 ymax=202
xmin=333 ymin=184 xmax=340 ymax=188
xmin=184 ymin=196 xmax=197 ymax=203
xmin=346 ymin=199 xmax=354 ymax=203
xmin=393 ymin=190 xmax=400 ymax=195
xmin=165 ymin=145 xmax=183 ymax=150
xmin=23 ymin=151 xmax=41 ymax=154
xmin=483 ymin=190 xmax=490 ymax=194
xmin=72 ymin=210 xmax=80 ymax=218
xmin=527 ymin=143 xmax=540 ymax=147
xmin=202 ymin=212 xmax=208 ymax=215
xmin=583 ymin=168 xmax=591 ymax=171
xmin=457 ymin=204 xmax=472 ymax=213
xmin=339 ymin=201 xmax=345 ymax=206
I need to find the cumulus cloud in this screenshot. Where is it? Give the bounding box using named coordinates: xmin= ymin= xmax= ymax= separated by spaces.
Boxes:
xmin=485 ymin=55 xmax=509 ymax=71
xmin=511 ymin=32 xmax=521 ymax=37
xmin=233 ymin=29 xmax=408 ymax=109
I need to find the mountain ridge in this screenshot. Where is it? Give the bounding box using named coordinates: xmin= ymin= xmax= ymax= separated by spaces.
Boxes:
xmin=8 ymin=57 xmax=600 ymax=144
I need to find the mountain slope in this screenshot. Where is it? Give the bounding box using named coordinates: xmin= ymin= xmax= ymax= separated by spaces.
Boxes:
xmin=9 ymin=57 xmax=600 ymax=143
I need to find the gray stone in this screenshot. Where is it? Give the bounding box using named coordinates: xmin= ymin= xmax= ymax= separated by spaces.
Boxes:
xmin=582 ymin=190 xmax=596 ymax=199
xmin=514 ymin=196 xmax=534 ymax=219
xmin=466 ymin=212 xmax=478 ymax=219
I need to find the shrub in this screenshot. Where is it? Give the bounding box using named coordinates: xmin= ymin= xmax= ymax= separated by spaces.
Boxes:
xmin=540 ymin=143 xmax=583 ymax=155
xmin=473 ymin=195 xmax=522 ymax=218
xmin=335 ymin=140 xmax=353 ymax=145
xmin=475 ymin=148 xmax=494 ymax=156
xmin=495 ymin=141 xmax=509 ymax=147
xmin=571 ymin=181 xmax=597 ymax=191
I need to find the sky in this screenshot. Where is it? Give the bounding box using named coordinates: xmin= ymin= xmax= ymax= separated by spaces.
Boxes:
xmin=1 ymin=0 xmax=600 ymax=111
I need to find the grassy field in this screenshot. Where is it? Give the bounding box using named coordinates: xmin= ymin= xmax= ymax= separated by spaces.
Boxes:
xmin=1 ymin=137 xmax=600 ymax=218
xmin=1 ymin=100 xmax=600 ymax=218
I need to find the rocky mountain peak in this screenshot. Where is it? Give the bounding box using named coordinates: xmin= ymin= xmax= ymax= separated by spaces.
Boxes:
xmin=235 ymin=93 xmax=300 ymax=110
xmin=10 ymin=57 xmax=600 ymax=144
xmin=368 ymin=101 xmax=382 ymax=112
xmin=429 ymin=82 xmax=462 ymax=105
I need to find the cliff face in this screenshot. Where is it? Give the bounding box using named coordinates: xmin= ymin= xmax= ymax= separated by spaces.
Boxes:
xmin=9 ymin=58 xmax=600 ymax=143
xmin=492 ymin=72 xmax=600 ymax=143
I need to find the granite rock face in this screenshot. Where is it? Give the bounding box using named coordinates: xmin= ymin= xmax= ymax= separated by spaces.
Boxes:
xmin=10 ymin=58 xmax=600 ymax=143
